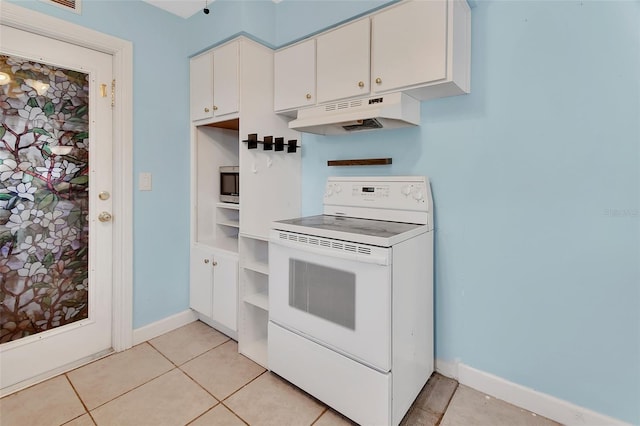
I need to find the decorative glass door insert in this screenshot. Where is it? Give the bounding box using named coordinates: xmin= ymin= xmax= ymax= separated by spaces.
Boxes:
xmin=0 ymin=54 xmax=90 ymax=343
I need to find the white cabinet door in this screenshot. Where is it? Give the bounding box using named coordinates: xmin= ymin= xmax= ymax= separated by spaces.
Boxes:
xmin=213 ymin=41 xmax=239 ymax=117
xmin=371 ymin=0 xmax=448 ymax=93
xmin=274 ymin=39 xmax=316 ymax=111
xmin=190 ymin=245 xmax=213 ymax=317
xmin=316 ymin=18 xmax=370 ymax=104
xmin=190 ymin=245 xmax=238 ymax=331
xmin=190 ymin=52 xmax=214 ymax=121
xmin=212 ymin=250 xmax=238 ymax=332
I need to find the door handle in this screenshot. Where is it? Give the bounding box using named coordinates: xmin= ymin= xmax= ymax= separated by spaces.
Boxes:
xmin=98 ymin=211 xmax=112 ymax=222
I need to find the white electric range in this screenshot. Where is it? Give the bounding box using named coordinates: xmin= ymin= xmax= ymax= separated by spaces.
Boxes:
xmin=268 ymin=176 xmax=434 ymax=426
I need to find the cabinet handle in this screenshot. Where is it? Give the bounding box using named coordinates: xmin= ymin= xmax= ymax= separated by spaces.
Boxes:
xmin=305 ymin=93 xmax=312 ymax=100
xmin=204 ymin=107 xmax=210 ymax=113
xmin=204 ymin=259 xmax=210 ymax=264
xmin=375 ymin=77 xmax=382 ymax=85
xmin=213 ymin=105 xmax=218 ymax=111
xmin=358 ymin=81 xmax=364 ymax=88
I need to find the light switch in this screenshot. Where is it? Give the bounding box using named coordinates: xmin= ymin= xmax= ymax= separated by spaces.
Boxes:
xmin=139 ymin=172 xmax=152 ymax=191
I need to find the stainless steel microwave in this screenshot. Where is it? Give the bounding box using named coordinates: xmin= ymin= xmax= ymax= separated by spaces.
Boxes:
xmin=219 ymin=166 xmax=239 ymax=204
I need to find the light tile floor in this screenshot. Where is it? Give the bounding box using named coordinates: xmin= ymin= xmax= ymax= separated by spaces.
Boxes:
xmin=0 ymin=321 xmax=561 ymax=426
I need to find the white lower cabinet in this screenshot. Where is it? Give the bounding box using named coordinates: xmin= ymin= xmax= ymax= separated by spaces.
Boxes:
xmin=190 ymin=244 xmax=238 ymax=335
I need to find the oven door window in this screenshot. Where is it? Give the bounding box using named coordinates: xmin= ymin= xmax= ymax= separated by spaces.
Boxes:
xmin=289 ymin=259 xmax=355 ymax=330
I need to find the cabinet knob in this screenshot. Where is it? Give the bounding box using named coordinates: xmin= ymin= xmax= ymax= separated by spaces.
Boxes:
xmin=204 ymin=259 xmax=210 ymax=264
xmin=358 ymin=81 xmax=364 ymax=88
xmin=204 ymin=107 xmax=210 ymax=113
xmin=305 ymin=93 xmax=312 ymax=100
xmin=375 ymin=77 xmax=382 ymax=85
xmin=212 ymin=261 xmax=218 ymax=266
xmin=213 ymin=105 xmax=218 ymax=111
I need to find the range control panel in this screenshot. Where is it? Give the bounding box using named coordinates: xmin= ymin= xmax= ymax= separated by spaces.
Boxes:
xmin=323 ymin=176 xmax=432 ymax=221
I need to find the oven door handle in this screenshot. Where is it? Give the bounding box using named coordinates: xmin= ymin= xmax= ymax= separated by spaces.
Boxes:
xmin=270 ymin=238 xmax=390 ymax=266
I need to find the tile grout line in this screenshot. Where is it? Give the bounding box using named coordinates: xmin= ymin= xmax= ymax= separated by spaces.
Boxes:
xmin=309 ymin=407 xmax=330 ymax=425
xmin=162 ymin=337 xmax=255 ymax=426
xmin=177 ymin=367 xmax=261 ymax=426
xmin=216 ymin=369 xmax=277 ymax=426
xmin=81 ymin=361 xmax=179 ymax=414
xmin=434 ymin=382 xmax=459 ymax=426
xmin=65 ymin=340 xmax=180 ymax=416
xmin=147 ymin=334 xmax=232 ymax=368
xmin=62 ymin=373 xmax=97 ymax=426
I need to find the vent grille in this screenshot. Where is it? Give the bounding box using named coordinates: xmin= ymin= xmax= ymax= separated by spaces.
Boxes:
xmin=323 ymin=98 xmax=366 ymax=113
xmin=41 ymin=0 xmax=81 ymax=12
xmin=277 ymin=232 xmax=374 ymax=257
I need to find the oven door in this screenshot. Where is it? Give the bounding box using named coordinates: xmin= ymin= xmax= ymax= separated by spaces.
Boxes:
xmin=269 ymin=230 xmax=392 ymax=372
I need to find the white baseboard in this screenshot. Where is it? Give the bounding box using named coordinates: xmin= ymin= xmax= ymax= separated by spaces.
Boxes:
xmin=435 ymin=359 xmax=630 ymax=426
xmin=132 ymin=309 xmax=198 ymax=345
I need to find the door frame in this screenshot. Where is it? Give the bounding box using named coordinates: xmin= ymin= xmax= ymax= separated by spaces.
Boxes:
xmin=1 ymin=3 xmax=133 ymax=353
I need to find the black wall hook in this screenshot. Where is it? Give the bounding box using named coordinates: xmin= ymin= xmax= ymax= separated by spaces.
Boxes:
xmin=243 ymin=134 xmax=299 ymax=153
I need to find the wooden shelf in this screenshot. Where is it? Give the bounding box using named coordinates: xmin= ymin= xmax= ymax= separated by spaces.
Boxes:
xmin=204 ymin=118 xmax=239 ymax=131
xmin=327 ymin=158 xmax=392 ymax=166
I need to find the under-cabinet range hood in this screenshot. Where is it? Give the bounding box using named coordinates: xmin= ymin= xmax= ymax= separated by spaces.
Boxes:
xmin=288 ymin=92 xmax=421 ymax=135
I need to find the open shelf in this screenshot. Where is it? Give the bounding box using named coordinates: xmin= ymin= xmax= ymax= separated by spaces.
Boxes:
xmin=217 ymin=221 xmax=240 ymax=229
xmin=241 ymin=260 xmax=268 ymax=275
xmin=238 ymin=304 xmax=269 ymax=368
xmin=240 ymin=338 xmax=268 ymax=368
xmin=217 ymin=202 xmax=240 ymax=210
xmin=244 ymin=291 xmax=268 ymax=311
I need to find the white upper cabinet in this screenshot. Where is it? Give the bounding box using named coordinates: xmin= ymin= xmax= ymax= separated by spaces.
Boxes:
xmin=274 ymin=39 xmax=316 ymax=112
xmin=190 ymin=40 xmax=240 ymax=122
xmin=190 ymin=52 xmax=214 ymax=121
xmin=372 ymin=0 xmax=470 ymax=99
xmin=213 ymin=41 xmax=239 ymax=117
xmin=372 ymin=0 xmax=447 ymax=93
xmin=316 ymin=18 xmax=370 ymax=104
xmin=273 ymin=0 xmax=470 ymax=112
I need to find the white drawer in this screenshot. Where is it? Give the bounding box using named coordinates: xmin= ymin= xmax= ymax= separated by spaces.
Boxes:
xmin=268 ymin=322 xmax=392 ymax=425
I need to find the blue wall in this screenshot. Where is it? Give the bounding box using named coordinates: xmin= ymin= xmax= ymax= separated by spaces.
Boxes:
xmin=298 ymin=2 xmax=640 ymax=423
xmin=5 ymin=0 xmax=638 ymax=423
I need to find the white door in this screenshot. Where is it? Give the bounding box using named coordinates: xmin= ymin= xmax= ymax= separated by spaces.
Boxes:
xmin=316 ymin=18 xmax=370 ymax=104
xmin=0 ymin=25 xmax=114 ymax=393
xmin=212 ymin=41 xmax=239 ymax=117
xmin=212 ymin=250 xmax=238 ymax=332
xmin=274 ymin=39 xmax=316 ymax=111
xmin=190 ymin=52 xmax=214 ymax=121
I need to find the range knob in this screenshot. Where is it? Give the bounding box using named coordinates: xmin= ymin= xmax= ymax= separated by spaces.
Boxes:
xmin=412 ymin=188 xmax=424 ymax=201
xmin=401 ymin=185 xmax=412 ymax=196
xmin=333 ymin=184 xmax=342 ymax=193
xmin=325 ymin=186 xmax=334 ymax=197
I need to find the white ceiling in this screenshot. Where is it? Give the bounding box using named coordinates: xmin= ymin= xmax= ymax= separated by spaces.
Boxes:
xmin=142 ymin=0 xmax=206 ymax=19
xmin=142 ymin=0 xmax=282 ymax=19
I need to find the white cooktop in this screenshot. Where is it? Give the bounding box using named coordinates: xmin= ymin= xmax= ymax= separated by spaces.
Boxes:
xmin=272 ymin=176 xmax=433 ymax=247
xmin=272 ymin=215 xmax=427 ymax=247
